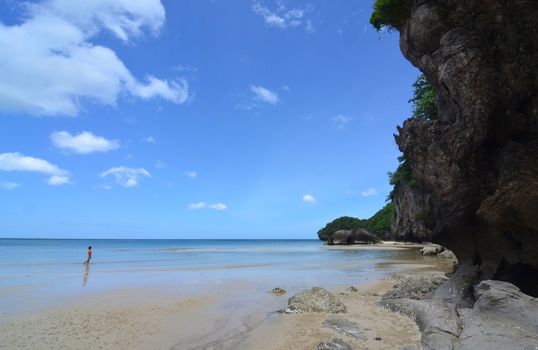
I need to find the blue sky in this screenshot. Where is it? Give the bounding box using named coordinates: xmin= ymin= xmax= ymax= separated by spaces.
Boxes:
xmin=0 ymin=0 xmax=418 ymax=239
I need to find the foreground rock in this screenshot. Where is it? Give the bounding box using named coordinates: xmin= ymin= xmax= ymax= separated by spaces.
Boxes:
xmin=279 ymin=287 xmax=347 ymax=314
xmin=381 ymin=279 xmax=538 ymax=349
xmin=327 ymin=228 xmax=382 ymax=245
xmin=318 ymin=338 xmax=352 ymax=350
xmin=322 ymin=318 xmax=367 ymax=341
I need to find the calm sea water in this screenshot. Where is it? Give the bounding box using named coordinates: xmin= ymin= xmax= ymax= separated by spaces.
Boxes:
xmin=0 ymin=239 xmax=424 ymax=315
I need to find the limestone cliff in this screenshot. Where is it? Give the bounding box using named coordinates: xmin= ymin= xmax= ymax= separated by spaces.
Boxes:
xmin=391 ymin=178 xmax=432 ymax=241
xmin=388 ymin=0 xmax=538 ymax=299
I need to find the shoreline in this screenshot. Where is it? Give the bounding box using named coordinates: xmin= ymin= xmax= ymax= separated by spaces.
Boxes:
xmin=0 ymin=243 xmax=454 ymax=350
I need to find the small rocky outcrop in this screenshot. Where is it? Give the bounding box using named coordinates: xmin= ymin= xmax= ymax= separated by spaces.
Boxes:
xmin=318 ymin=338 xmax=352 ymax=350
xmin=381 ymin=279 xmax=538 ymax=349
xmin=271 ymin=287 xmax=286 ymax=295
xmin=327 ymin=229 xmax=382 ymax=245
xmin=279 ymin=287 xmax=347 ymax=314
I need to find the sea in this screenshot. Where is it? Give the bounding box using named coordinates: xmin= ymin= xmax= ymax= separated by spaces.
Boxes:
xmin=0 ymin=238 xmax=427 ymax=315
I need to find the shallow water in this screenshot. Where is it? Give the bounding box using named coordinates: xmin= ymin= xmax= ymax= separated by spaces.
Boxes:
xmin=0 ymin=239 xmax=436 ymax=315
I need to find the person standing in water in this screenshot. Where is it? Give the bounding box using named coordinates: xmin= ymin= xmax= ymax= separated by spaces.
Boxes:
xmin=84 ymin=246 xmax=92 ymax=265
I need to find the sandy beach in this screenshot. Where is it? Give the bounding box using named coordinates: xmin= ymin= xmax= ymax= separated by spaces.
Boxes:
xmin=0 ymin=242 xmax=454 ymax=350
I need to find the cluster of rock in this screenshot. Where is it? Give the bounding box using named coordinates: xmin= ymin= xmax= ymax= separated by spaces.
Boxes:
xmin=420 ymin=245 xmax=456 ymax=259
xmin=326 ymin=229 xmax=382 ymax=245
xmin=380 ymin=276 xmax=538 ymax=349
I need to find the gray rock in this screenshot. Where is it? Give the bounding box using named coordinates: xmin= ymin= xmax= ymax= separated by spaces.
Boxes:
xmin=322 ymin=318 xmax=367 ymax=341
xmin=346 ymin=286 xmax=358 ymax=292
xmin=318 ymin=338 xmax=352 ymax=350
xmin=438 ymin=249 xmax=456 ymax=259
xmin=280 ymin=287 xmax=347 ymax=314
xmin=381 ymin=298 xmax=460 ymax=350
xmin=420 ymin=245 xmax=444 ymax=256
xmin=458 ymin=280 xmax=538 ymax=350
xmin=382 ymin=280 xmax=538 ymax=350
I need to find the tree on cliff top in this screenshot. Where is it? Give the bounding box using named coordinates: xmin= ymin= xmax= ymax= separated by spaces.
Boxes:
xmin=370 ymin=0 xmax=412 ymax=31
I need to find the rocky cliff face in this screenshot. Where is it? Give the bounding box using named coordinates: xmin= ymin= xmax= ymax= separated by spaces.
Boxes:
xmin=392 ymin=179 xmax=432 ymax=241
xmin=393 ymin=0 xmax=538 ymax=300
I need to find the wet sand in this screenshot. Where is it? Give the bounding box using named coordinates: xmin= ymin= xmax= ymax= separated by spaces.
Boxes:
xmin=0 ymin=243 xmax=454 ymax=350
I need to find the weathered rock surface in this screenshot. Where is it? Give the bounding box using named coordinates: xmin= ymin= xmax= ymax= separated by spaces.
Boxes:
xmin=392 ymin=179 xmax=433 ymax=242
xmin=318 ymin=338 xmax=352 ymax=350
xmin=327 ymin=228 xmax=382 ymax=245
xmin=438 ymin=249 xmax=456 ymax=259
xmin=322 ymin=318 xmax=367 ymax=341
xmin=391 ymin=0 xmax=538 ymax=300
xmin=381 ymin=279 xmax=538 ymax=349
xmin=383 ymin=273 xmax=448 ymax=300
xmin=279 ymin=287 xmax=347 ymax=314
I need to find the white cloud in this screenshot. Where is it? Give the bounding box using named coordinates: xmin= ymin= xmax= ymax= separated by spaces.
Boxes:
xmin=183 ymin=170 xmax=197 ymax=178
xmin=250 ymin=85 xmax=280 ymax=105
xmin=188 ymin=202 xmax=227 ymax=211
xmin=0 ymin=152 xmax=70 ymax=185
xmin=0 ymin=0 xmax=189 ymax=116
xmin=252 ymin=2 xmax=312 ymax=31
xmin=302 ymin=194 xmax=317 ymax=204
xmin=331 ymin=114 xmax=353 ymax=129
xmin=0 ymin=181 xmax=19 ymax=190
xmin=51 ymin=131 xmax=119 ymax=154
xmin=100 ymin=166 xmax=150 ymax=187
xmin=361 ymin=188 xmax=378 ymax=197
xmin=155 ymin=160 xmax=166 ymax=169
xmin=142 ymin=136 xmax=156 ymax=144
xmin=48 ymin=175 xmax=71 ymax=186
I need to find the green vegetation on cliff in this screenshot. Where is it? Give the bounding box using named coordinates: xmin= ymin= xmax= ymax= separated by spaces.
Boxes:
xmin=370 ymin=0 xmax=411 ymax=31
xmin=409 ymin=74 xmax=438 ymax=120
xmin=317 ymin=202 xmax=394 ymax=241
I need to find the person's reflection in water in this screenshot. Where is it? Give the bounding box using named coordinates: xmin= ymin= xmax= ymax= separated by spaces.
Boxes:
xmin=83 ymin=263 xmax=90 ymax=286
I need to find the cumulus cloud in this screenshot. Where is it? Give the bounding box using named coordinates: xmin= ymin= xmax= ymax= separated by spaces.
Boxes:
xmin=250 ymin=85 xmax=280 ymax=104
xmin=0 ymin=152 xmax=70 ymax=185
xmin=0 ymin=0 xmax=189 ymax=116
xmin=252 ymin=2 xmax=312 ymax=31
xmin=302 ymin=193 xmax=317 ymax=204
xmin=100 ymin=166 xmax=150 ymax=187
xmin=361 ymin=188 xmax=378 ymax=197
xmin=188 ymin=202 xmax=227 ymax=211
xmin=51 ymin=131 xmax=119 ymax=154
xmin=183 ymin=170 xmax=197 ymax=178
xmin=331 ymin=114 xmax=353 ymax=129
xmin=0 ymin=180 xmax=19 ymax=190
